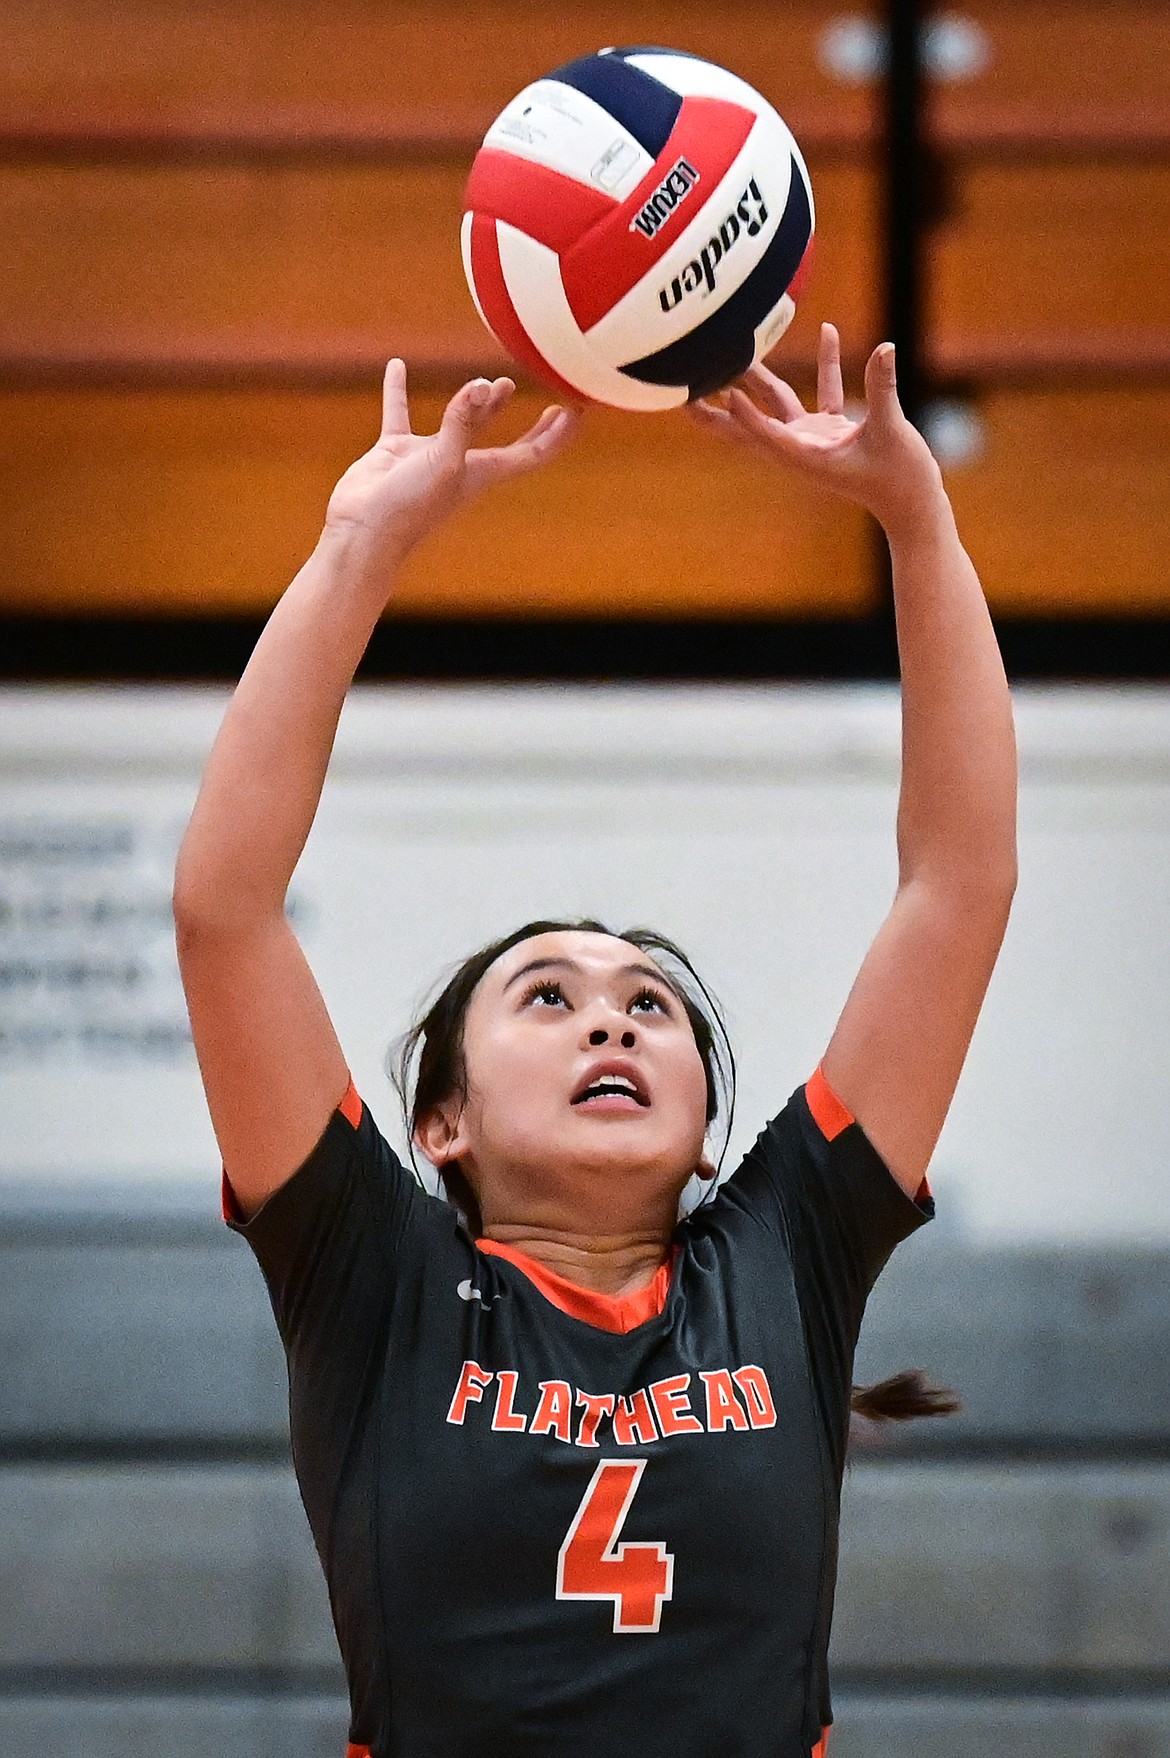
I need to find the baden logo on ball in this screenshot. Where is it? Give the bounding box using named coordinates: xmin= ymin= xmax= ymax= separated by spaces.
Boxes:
xmin=657 ymin=177 xmax=770 ymax=312
xmin=461 ymin=46 xmax=815 ymax=411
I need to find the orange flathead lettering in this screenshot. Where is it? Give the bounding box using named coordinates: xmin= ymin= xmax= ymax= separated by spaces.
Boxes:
xmin=491 ymin=1369 xmax=528 ymax=1433
xmin=575 ymin=1390 xmax=617 ymax=1447
xmin=612 ymin=1388 xmax=659 ymax=1446
xmin=447 ymin=1361 xmax=493 ymax=1425
xmin=530 ymin=1379 xmax=574 ymax=1443
xmin=649 ymin=1373 xmax=704 ymax=1436
xmin=699 ymin=1368 xmax=751 ymax=1432
xmin=733 ymin=1365 xmax=777 ymax=1428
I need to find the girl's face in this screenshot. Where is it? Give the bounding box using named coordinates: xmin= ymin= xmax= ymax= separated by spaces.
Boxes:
xmin=416 ymin=930 xmax=711 ymax=1229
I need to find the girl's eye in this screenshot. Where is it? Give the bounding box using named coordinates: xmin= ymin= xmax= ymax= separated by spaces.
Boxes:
xmin=522 ymin=980 xmax=568 ymax=1008
xmin=630 ymin=988 xmax=670 ymax=1014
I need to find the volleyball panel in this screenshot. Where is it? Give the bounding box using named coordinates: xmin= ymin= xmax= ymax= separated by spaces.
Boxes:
xmin=464 ymin=149 xmax=618 ymax=255
xmin=460 ymin=212 xmax=491 ymax=333
xmin=495 ymin=223 xmax=686 ymax=410
xmin=465 ymin=213 xmax=586 ymax=404
xmin=619 ymin=50 xmax=781 ymax=117
xmin=619 ymin=153 xmax=813 ymax=395
xmin=624 ymin=50 xmax=817 ymax=239
xmin=544 ymin=52 xmax=686 ymax=159
xmin=480 ymin=78 xmax=654 ymax=204
xmin=558 ymin=94 xmax=758 ymax=335
xmin=583 ymin=108 xmax=795 ymax=370
xmin=753 ymin=292 xmax=798 ymax=362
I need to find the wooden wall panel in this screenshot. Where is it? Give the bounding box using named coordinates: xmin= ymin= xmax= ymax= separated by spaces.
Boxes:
xmin=929 ymin=164 xmax=1170 ymax=364
xmin=0 ymin=388 xmax=874 ymax=616
xmin=5 ymin=389 xmax=1166 ymax=619
xmin=7 ymin=0 xmax=1167 ymax=152
xmin=932 ymin=2 xmax=1170 ymax=141
xmin=4 ymin=2 xmax=1167 ymax=627
xmin=944 ymin=389 xmax=1170 ymax=614
xmin=2 ymin=1 xmax=875 ymax=146
xmin=0 ymin=160 xmax=875 ymax=378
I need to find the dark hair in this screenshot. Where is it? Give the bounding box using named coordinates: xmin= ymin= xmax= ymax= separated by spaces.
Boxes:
xmin=850 ymin=1369 xmax=962 ymax=1426
xmin=389 ymin=917 xmax=957 ymax=1428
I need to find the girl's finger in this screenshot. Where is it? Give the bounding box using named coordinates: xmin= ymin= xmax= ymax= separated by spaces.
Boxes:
xmin=686 ymin=402 xmax=763 ymax=462
xmin=479 ymin=402 xmax=576 ymax=457
xmin=472 ymin=407 xmax=583 ymax=484
xmin=863 ymin=341 xmax=900 ymax=430
xmin=741 ymin=365 xmax=806 ymax=423
xmin=727 ymin=388 xmax=822 ymax=468
xmin=728 ymin=386 xmax=784 ymax=438
xmin=436 ymin=376 xmax=516 ymax=453
xmin=520 ymin=405 xmax=567 ymax=443
xmin=817 ymin=324 xmax=845 ymax=416
xmin=523 ymin=405 xmax=583 ymax=457
xmin=686 ymin=399 xmax=742 ymax=439
xmin=381 ymin=358 xmax=412 ymax=439
xmin=496 ymin=404 xmax=570 ymax=454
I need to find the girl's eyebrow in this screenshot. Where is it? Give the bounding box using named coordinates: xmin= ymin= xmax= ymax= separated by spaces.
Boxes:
xmin=501 ymin=956 xmax=671 ymax=994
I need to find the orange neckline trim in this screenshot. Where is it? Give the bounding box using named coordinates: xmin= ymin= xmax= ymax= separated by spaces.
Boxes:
xmin=476 ymin=1238 xmax=678 ymax=1334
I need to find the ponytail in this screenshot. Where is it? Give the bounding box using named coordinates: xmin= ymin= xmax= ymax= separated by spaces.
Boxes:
xmin=850 ymin=1369 xmax=962 ymax=1423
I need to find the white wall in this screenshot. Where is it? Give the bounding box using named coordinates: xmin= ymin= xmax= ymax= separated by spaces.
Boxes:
xmin=1 ymin=682 xmax=1168 ymax=1243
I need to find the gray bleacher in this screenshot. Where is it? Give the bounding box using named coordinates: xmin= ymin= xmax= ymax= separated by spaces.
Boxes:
xmin=2 ymin=1186 xmax=1168 ymax=1757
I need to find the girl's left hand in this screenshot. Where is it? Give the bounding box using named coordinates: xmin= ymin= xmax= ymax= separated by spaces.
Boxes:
xmin=688 ymin=322 xmax=942 ymax=533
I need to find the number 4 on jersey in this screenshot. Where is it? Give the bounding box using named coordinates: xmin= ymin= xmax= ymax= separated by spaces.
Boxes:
xmin=557 ymin=1459 xmax=674 ymax=1633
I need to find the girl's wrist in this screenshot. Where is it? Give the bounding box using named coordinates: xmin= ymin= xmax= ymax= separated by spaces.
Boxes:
xmin=315 ymin=518 xmax=411 ymax=596
xmin=871 ymin=459 xmax=951 ymax=549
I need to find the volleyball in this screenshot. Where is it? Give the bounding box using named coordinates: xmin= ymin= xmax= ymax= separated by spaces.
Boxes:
xmin=460 ymin=46 xmax=815 ymax=411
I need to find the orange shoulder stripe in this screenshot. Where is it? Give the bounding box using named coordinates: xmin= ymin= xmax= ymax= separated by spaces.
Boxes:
xmin=805 ymin=1064 xmax=854 ymax=1141
xmin=806 ymin=1067 xmax=933 ymax=1206
xmin=339 ymin=1075 xmax=363 ymax=1128
xmin=220 ymin=1169 xmax=241 ymax=1224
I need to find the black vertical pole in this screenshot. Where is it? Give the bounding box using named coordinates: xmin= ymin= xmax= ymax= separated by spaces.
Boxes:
xmin=871 ymin=0 xmax=929 ymax=653
xmin=883 ymin=0 xmax=928 ymax=430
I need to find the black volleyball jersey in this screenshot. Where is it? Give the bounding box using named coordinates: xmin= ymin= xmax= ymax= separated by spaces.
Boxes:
xmin=224 ymin=1069 xmax=932 ymax=1758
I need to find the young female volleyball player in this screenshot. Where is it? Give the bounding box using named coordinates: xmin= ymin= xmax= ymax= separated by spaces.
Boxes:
xmin=173 ymin=323 xmax=1016 ymax=1758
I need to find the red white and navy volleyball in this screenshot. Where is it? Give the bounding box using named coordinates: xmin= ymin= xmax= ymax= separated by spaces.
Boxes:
xmin=461 ymin=46 xmax=815 ymax=410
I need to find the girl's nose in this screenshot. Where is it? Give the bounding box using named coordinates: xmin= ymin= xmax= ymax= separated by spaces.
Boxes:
xmin=588 ymin=1026 xmax=636 ymax=1049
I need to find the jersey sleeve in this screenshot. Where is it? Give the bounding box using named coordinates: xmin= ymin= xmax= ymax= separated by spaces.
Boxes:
xmin=222 ymin=1077 xmax=425 ymax=1479
xmin=717 ymin=1065 xmax=934 ymax=1465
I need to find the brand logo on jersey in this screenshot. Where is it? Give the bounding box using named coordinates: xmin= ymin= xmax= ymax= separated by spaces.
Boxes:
xmin=657 ymin=178 xmax=769 ymax=312
xmin=630 ymin=156 xmax=700 ymax=240
xmin=446 ymin=1360 xmax=777 ymax=1446
xmin=456 ymin=1279 xmax=499 ymax=1309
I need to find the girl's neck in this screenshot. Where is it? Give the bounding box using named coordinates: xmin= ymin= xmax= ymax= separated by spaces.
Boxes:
xmin=477 ymin=1225 xmax=671 ymax=1297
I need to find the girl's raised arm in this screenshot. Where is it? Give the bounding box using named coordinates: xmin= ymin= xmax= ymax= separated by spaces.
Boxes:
xmin=173 ymin=364 xmax=579 ymax=1219
xmin=690 ymin=327 xmax=1017 ymax=1195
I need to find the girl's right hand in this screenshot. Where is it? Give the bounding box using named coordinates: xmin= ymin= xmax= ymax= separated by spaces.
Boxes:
xmin=324 ymin=358 xmax=583 ymax=564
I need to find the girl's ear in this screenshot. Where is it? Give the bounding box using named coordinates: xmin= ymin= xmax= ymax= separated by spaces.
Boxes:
xmin=697 ymin=1153 xmax=718 ymax=1184
xmin=414 ymin=1104 xmax=468 ymax=1168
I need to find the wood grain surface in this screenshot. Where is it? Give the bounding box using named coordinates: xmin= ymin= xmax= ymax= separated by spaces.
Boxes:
xmin=0 ymin=386 xmax=875 ymax=616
